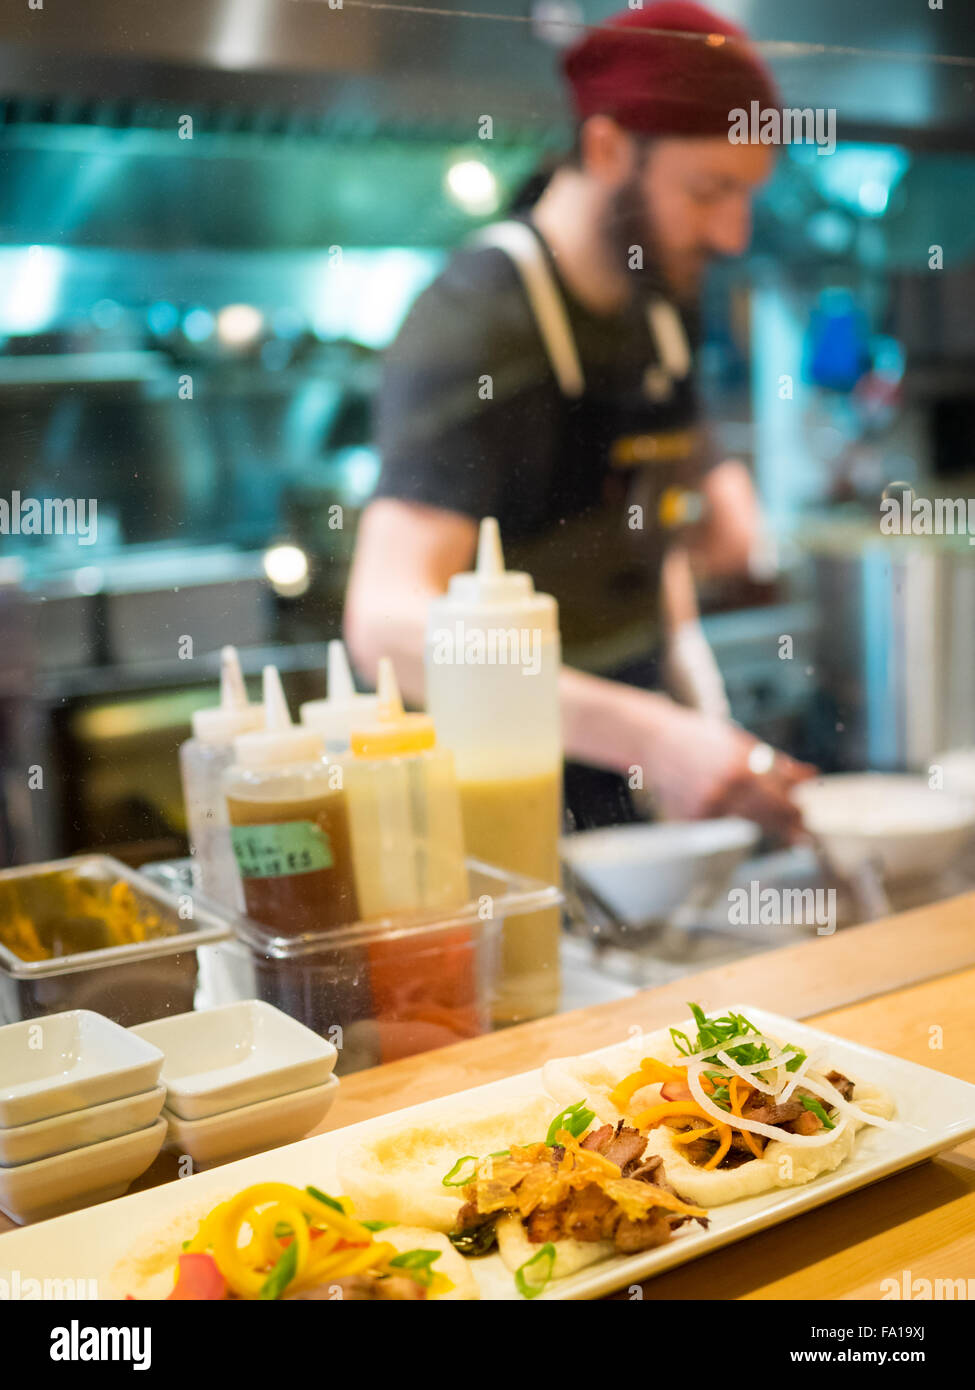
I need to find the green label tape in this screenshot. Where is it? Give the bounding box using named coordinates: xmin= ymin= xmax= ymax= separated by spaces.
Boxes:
xmin=230 ymin=820 xmax=334 ymax=879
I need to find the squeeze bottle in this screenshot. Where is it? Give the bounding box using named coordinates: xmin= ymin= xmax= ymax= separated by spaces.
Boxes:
xmin=345 ymin=658 xmax=468 ymax=919
xmin=424 ymin=517 xmax=563 ymax=1023
xmin=224 ymin=665 xmax=359 ymax=935
xmin=299 ymin=640 xmax=381 ymax=754
xmin=345 ymin=657 xmax=477 ymax=1062
xmin=179 ymin=645 xmax=263 ymax=908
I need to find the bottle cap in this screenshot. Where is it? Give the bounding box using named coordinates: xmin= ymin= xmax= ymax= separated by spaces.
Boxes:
xmin=191 ymin=646 xmax=265 ymax=744
xmin=429 ymin=516 xmax=558 ymax=636
xmin=233 ymin=666 xmax=324 ymax=768
xmin=350 ymin=657 xmax=436 ymax=758
xmin=299 ymin=640 xmax=381 ymax=749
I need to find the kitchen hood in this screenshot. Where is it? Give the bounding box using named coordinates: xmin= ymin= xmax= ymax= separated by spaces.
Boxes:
xmin=0 ymin=0 xmax=972 ymax=145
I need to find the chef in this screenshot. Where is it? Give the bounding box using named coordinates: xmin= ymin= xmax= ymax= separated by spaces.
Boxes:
xmin=345 ymin=1 xmax=812 ymax=835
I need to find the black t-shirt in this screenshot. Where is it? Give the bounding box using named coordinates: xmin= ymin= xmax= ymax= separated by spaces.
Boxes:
xmin=373 ymin=224 xmax=716 ymax=674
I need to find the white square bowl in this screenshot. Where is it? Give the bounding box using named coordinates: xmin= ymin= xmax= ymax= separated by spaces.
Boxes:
xmin=0 ymin=1116 xmax=166 ymax=1225
xmin=0 ymin=1011 xmax=164 ymax=1128
xmin=130 ymin=1000 xmax=338 ymax=1120
xmin=161 ymin=1075 xmax=339 ymax=1169
xmin=0 ymin=1085 xmax=167 ymax=1168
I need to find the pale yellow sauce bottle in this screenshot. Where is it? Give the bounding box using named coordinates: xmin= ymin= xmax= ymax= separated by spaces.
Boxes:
xmin=425 ymin=518 xmax=563 ymax=1024
xmin=345 ymin=658 xmax=476 ymax=1063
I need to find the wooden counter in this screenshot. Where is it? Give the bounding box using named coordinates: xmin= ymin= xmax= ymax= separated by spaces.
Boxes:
xmin=5 ymin=891 xmax=975 ymax=1296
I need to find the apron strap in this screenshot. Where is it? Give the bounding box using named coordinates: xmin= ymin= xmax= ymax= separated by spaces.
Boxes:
xmin=477 ymin=222 xmax=692 ymax=400
xmin=645 ymin=297 xmax=692 ymax=380
xmin=476 ymin=220 xmax=586 ymax=399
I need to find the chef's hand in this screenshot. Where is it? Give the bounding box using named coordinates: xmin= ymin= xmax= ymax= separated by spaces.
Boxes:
xmin=643 ymin=705 xmax=815 ymax=842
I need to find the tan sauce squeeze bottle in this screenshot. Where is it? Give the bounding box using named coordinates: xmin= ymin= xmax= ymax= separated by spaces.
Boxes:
xmin=425 ymin=517 xmax=563 ymax=1024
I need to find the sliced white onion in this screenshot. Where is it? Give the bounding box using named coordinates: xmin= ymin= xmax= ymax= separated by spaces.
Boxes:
xmin=777 ymin=1046 xmax=829 ymax=1104
xmin=686 ymin=1061 xmax=852 ymax=1147
xmin=795 ymin=1071 xmax=897 ymax=1130
xmin=715 ymin=1048 xmax=800 ymax=1095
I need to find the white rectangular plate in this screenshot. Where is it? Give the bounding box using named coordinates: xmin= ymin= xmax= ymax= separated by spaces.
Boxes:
xmin=2 ymin=1006 xmax=975 ymax=1301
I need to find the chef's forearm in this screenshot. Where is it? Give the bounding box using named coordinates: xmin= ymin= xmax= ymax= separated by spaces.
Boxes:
xmin=344 ymin=594 xmax=428 ymax=706
xmin=344 ymin=499 xmax=478 ymax=706
xmin=559 ymin=665 xmax=679 ymax=774
xmin=660 ymin=546 xmax=700 ymax=631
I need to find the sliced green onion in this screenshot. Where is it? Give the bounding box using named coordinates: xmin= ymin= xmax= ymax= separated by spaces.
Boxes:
xmin=515 ymin=1243 xmax=556 ymax=1299
xmin=306 ymin=1185 xmax=346 ymax=1214
xmin=360 ymin=1219 xmax=396 ymax=1232
xmin=442 ymin=1155 xmax=479 ymax=1187
xmin=800 ymin=1095 xmax=836 ymax=1130
xmin=388 ymin=1248 xmax=441 ymax=1287
xmin=259 ymin=1239 xmax=299 ymax=1300
xmin=681 ymin=1003 xmax=800 ymax=1074
xmin=546 ymin=1100 xmax=595 ymax=1145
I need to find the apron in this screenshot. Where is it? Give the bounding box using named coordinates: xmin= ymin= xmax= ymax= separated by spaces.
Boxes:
xmin=477 ymin=222 xmax=702 ymax=828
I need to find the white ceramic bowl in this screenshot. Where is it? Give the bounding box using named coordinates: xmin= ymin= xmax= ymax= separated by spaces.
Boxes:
xmin=561 ymin=818 xmax=760 ymax=929
xmin=0 ymin=1085 xmax=167 ymax=1168
xmin=0 ymin=1116 xmax=166 ymax=1225
xmin=794 ymin=773 xmax=975 ymax=881
xmin=0 ymin=1010 xmax=164 ymax=1128
xmin=130 ymin=1001 xmax=338 ymax=1120
xmin=161 ymin=1075 xmax=339 ymax=1168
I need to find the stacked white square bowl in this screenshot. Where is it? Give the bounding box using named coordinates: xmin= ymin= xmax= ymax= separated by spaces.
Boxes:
xmin=0 ymin=1009 xmax=167 ymax=1224
xmin=130 ymin=1000 xmax=339 ymax=1170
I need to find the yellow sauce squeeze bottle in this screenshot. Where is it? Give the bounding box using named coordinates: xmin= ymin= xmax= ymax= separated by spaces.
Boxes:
xmin=345 ymin=657 xmax=478 ymax=1063
xmin=424 ymin=516 xmax=563 ymax=1024
xmin=345 ymin=657 xmax=467 ymax=919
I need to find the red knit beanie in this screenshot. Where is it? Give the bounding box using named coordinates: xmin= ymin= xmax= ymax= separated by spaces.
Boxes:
xmin=563 ymin=2 xmax=780 ymax=138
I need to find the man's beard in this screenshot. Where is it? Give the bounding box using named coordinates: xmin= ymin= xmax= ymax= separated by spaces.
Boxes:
xmin=600 ymin=175 xmax=700 ymax=309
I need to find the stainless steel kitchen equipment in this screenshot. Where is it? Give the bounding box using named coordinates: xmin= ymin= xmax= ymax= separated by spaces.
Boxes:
xmin=0 ymin=854 xmax=231 ymax=1026
xmin=803 ymin=523 xmax=975 ymax=771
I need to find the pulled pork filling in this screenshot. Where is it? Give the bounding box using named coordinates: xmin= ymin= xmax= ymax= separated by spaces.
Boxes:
xmin=666 ymin=1068 xmax=856 ymax=1168
xmin=450 ymin=1122 xmax=708 ymax=1257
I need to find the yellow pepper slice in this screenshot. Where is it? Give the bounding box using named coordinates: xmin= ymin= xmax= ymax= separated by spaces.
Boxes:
xmin=608 ymin=1057 xmax=685 ymax=1111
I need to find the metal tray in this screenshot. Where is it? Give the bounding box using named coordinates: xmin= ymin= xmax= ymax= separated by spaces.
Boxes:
xmin=0 ymin=854 xmax=231 ymax=1026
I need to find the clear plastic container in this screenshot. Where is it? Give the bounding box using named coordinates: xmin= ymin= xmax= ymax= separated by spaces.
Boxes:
xmin=232 ymin=859 xmax=561 ymax=1072
xmin=141 ymin=857 xmax=562 ymax=1075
